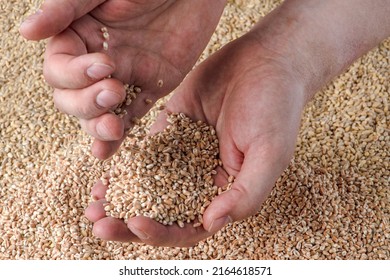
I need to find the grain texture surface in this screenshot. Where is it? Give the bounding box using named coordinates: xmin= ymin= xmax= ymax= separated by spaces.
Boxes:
xmin=0 ymin=0 xmax=388 ymax=259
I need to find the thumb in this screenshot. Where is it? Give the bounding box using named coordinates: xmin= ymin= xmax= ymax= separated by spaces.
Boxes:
xmin=203 ymin=143 xmax=290 ymax=233
xmin=20 ymin=0 xmax=105 ymax=40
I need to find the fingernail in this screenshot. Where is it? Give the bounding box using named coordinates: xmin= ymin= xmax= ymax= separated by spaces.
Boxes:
xmin=96 ymin=90 xmax=122 ymax=108
xmin=96 ymin=122 xmax=111 ymax=139
xmin=207 ymin=216 xmax=231 ymax=233
xmin=128 ymin=224 xmax=150 ymax=240
xmin=87 ymin=63 xmax=114 ymax=80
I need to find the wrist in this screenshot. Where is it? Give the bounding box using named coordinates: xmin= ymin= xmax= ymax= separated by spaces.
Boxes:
xmin=248 ymin=0 xmax=390 ymax=104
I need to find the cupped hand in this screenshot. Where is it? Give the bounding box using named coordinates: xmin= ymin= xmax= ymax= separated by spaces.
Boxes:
xmin=20 ymin=0 xmax=226 ymax=159
xmin=85 ymin=29 xmax=309 ymax=247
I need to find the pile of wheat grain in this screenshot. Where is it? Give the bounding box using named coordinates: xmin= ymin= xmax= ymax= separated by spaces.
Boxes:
xmin=0 ymin=0 xmax=388 ymax=260
xmin=104 ymin=113 xmax=223 ymax=228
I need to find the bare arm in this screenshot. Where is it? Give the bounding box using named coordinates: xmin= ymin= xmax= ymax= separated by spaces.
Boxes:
xmin=85 ymin=0 xmax=390 ymax=246
xmin=250 ymin=0 xmax=390 ymax=101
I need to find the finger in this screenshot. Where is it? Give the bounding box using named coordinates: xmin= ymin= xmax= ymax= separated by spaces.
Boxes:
xmin=53 ymin=79 xmax=125 ymax=119
xmin=91 ymin=180 xmax=108 ymax=200
xmin=90 ymin=88 xmax=162 ymax=160
xmin=93 ymin=217 xmax=141 ymax=243
xmin=20 ymin=0 xmax=105 ymax=40
xmin=91 ymin=138 xmax=124 ymax=160
xmin=44 ymin=29 xmax=115 ymax=89
xmin=85 ymin=199 xmax=107 ymax=223
xmin=88 ymin=180 xmax=210 ymax=246
xmin=203 ymin=142 xmax=291 ymax=233
xmin=86 ymin=198 xmax=209 ymax=246
xmin=127 ymin=216 xmax=212 ymax=247
xmin=86 ymin=191 xmax=141 ymax=242
xmin=149 ymin=109 xmax=170 ymax=135
xmin=79 ymin=113 xmax=124 ymax=141
xmin=87 ymin=181 xmax=211 ymax=245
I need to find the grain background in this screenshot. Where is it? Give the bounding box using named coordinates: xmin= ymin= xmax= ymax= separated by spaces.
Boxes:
xmin=0 ymin=0 xmax=389 ymax=260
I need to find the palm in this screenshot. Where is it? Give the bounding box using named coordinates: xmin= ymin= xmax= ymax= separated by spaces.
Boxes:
xmin=67 ymin=0 xmax=221 ymax=115
xmin=159 ymin=34 xmax=305 ymax=221
xmin=41 ymin=0 xmax=225 ymax=158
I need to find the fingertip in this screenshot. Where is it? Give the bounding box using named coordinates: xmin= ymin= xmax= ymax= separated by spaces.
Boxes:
xmin=91 ymin=140 xmax=112 ymax=160
xmin=91 ymin=138 xmax=123 ymax=160
xmin=80 ymin=113 xmax=124 ymax=141
xmin=149 ymin=109 xmax=169 ymax=135
xmin=91 ymin=180 xmax=108 ymax=200
xmin=86 ymin=63 xmax=115 ymax=81
xmin=85 ymin=200 xmax=106 ymax=222
xmin=127 ymin=216 xmax=179 ymax=247
xmin=19 ymin=10 xmax=44 ymax=40
xmin=202 ymin=189 xmax=241 ymax=232
xmin=20 ymin=1 xmax=75 ymax=41
xmin=203 ymin=181 xmax=269 ymax=234
xmin=127 ymin=216 xmax=210 ymax=247
xmin=95 ymin=127 xmax=120 ymax=143
xmin=19 ymin=0 xmax=75 ymax=41
xmin=93 ymin=217 xmax=137 ymax=242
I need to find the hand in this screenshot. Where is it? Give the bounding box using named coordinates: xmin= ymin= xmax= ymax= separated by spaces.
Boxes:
xmin=20 ymin=0 xmax=226 ymax=159
xmin=112 ymin=0 xmax=389 ymax=246
xmin=85 ymin=27 xmax=308 ymax=246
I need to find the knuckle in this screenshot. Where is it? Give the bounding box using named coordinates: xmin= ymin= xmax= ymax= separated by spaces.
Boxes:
xmin=77 ymin=96 xmax=105 ymax=119
xmin=77 ymin=103 xmax=96 ymax=119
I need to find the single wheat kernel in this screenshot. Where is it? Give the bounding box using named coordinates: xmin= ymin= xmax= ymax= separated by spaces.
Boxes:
xmin=131 ymin=117 xmax=141 ymax=125
xmin=103 ymin=41 xmax=109 ymax=51
xmin=134 ymin=87 xmax=142 ymax=94
xmin=177 ymin=220 xmax=185 ymax=228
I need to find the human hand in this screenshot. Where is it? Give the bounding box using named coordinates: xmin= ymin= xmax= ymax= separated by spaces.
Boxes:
xmin=85 ymin=26 xmax=308 ymax=246
xmin=85 ymin=0 xmax=390 ymax=247
xmin=20 ymin=0 xmax=226 ymax=159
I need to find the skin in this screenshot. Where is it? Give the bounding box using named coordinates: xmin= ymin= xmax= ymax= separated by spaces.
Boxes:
xmin=20 ymin=0 xmax=226 ymax=159
xmin=21 ymin=0 xmax=390 ymax=247
xmin=86 ymin=34 xmax=305 ymax=246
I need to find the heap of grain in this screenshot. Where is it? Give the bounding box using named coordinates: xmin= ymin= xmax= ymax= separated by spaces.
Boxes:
xmin=0 ymin=0 xmax=388 ymax=261
xmin=104 ymin=113 xmax=224 ymax=227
